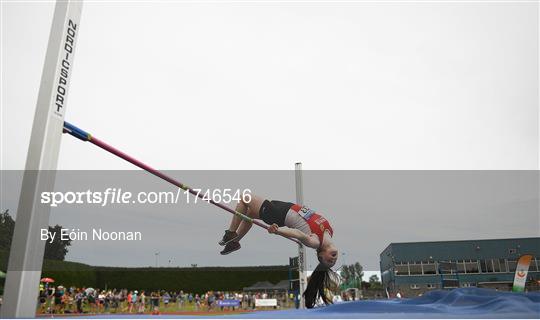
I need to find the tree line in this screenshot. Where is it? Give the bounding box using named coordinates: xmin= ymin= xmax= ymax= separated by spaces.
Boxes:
xmin=340 ymin=262 xmax=382 ymax=290
xmin=0 ymin=209 xmax=71 ymax=260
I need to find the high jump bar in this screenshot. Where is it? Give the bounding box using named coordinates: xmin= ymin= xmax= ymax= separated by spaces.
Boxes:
xmin=62 ymin=121 xmax=301 ymax=245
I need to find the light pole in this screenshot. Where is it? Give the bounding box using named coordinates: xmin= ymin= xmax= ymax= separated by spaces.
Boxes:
xmin=155 ymin=251 xmax=160 ymax=268
xmin=340 ymin=252 xmax=348 ymax=287
xmin=341 ymin=252 xmax=347 ymax=267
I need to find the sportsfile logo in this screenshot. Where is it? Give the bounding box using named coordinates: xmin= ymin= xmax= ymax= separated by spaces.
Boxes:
xmin=40 ymin=188 xmax=252 ymax=207
xmin=40 ymin=188 xmax=181 ymax=207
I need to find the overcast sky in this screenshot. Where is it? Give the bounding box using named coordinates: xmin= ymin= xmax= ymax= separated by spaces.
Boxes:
xmin=2 ymin=0 xmax=538 ymax=171
xmin=1 ymin=1 xmax=539 ymax=274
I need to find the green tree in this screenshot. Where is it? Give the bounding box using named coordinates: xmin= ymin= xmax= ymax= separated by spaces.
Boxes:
xmin=340 ymin=262 xmax=364 ymax=289
xmin=369 ymin=274 xmax=382 ymax=289
xmin=340 ymin=265 xmax=351 ymax=283
xmin=44 ymin=225 xmax=72 ymax=260
xmin=0 ymin=210 xmax=71 ymax=260
xmin=353 ymin=262 xmax=364 ymax=282
xmin=0 ymin=210 xmax=15 ymax=251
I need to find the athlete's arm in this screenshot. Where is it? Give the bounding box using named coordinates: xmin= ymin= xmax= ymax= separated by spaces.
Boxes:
xmin=267 ymin=224 xmax=319 ymax=248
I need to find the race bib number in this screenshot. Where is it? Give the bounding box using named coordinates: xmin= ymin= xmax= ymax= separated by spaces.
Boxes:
xmin=297 ymin=206 xmax=316 ymax=220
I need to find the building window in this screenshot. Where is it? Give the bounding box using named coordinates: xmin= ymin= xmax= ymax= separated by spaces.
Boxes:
xmin=409 ymin=264 xmax=422 ymax=275
xmin=499 ymin=259 xmax=508 ymax=273
xmin=438 ymin=261 xmax=459 ymax=274
xmin=486 ymin=259 xmax=494 ymax=272
xmin=480 ymin=260 xmax=488 ymax=273
xmin=426 ymin=284 xmax=436 ymax=289
xmin=462 ymin=283 xmax=475 ymax=287
xmin=456 ymin=260 xmax=466 ymax=273
xmin=531 ymin=259 xmax=539 ymax=271
xmin=410 ymin=284 xmax=420 ymax=290
xmin=422 ymin=262 xmax=437 ymax=275
xmin=464 ymin=260 xmax=479 ymax=273
xmin=395 ymin=264 xmax=409 ymax=276
xmin=508 ymin=260 xmax=517 ymax=272
xmin=493 ymin=259 xmax=501 ymax=273
xmin=438 ymin=263 xmax=451 ymax=274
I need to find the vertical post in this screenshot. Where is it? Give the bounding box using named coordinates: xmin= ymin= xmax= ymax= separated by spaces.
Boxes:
xmin=294 ymin=162 xmax=307 ymax=309
xmin=1 ymin=1 xmax=83 ymax=317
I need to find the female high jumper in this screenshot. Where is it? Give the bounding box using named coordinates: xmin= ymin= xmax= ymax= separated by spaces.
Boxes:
xmin=218 ymin=195 xmax=339 ymax=308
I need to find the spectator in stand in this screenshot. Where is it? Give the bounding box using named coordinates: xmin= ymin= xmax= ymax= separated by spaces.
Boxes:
xmin=113 ymin=290 xmax=121 ymax=313
xmin=177 ymin=290 xmax=185 ymax=310
xmin=195 ymin=293 xmax=201 ymax=311
xmin=138 ymin=291 xmax=146 ymax=314
xmin=152 ymin=291 xmax=161 ymax=315
xmin=120 ymin=289 xmax=128 ymax=311
xmin=163 ymin=291 xmax=171 ymax=308
xmin=47 ymin=284 xmax=54 ymax=297
xmin=63 ymin=291 xmax=74 ymax=313
xmin=152 ymin=291 xmax=160 ymax=313
xmin=104 ymin=291 xmax=112 ymax=313
xmin=38 ymin=288 xmax=47 ymax=314
xmin=53 ymin=286 xmax=65 ymax=314
xmin=74 ymin=290 xmax=83 ymax=313
xmin=207 ymin=291 xmax=215 ymax=311
xmin=126 ymin=291 xmax=133 ymax=313
xmin=131 ymin=290 xmax=138 ymax=313
xmin=217 ymin=291 xmax=224 ymax=310
xmin=97 ymin=290 xmax=105 ymax=313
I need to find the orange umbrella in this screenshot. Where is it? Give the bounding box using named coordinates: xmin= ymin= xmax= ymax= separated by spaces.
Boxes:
xmin=40 ymin=277 xmax=55 ymax=283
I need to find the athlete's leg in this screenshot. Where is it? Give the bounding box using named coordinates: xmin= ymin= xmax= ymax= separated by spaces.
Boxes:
xmin=234 ymin=195 xmax=265 ymax=241
xmin=219 ymin=194 xmax=264 ymax=247
xmin=220 ymin=195 xmax=265 ymax=254
xmin=227 ymin=200 xmax=248 ymax=232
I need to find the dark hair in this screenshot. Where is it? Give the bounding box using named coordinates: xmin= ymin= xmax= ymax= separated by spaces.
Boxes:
xmin=303 ymin=250 xmax=337 ymax=308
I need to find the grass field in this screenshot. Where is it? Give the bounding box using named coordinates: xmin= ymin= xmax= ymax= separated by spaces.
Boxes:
xmin=36 ymin=299 xmax=293 ymax=317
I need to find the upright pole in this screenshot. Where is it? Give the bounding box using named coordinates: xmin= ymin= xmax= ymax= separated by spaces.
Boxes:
xmin=295 ymin=162 xmax=307 ymax=309
xmin=1 ymin=1 xmax=83 ymax=317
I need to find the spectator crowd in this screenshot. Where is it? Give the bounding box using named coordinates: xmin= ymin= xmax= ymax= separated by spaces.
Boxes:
xmin=37 ymin=285 xmax=293 ymax=315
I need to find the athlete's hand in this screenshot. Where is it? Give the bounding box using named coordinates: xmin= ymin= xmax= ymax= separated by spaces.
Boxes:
xmin=267 ymin=223 xmax=279 ymax=234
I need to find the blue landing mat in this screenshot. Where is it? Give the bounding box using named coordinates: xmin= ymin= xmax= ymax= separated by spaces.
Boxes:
xmin=88 ymin=288 xmax=540 ymax=319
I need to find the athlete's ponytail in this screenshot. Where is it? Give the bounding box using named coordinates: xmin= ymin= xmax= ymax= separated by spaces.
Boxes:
xmin=303 ymin=262 xmax=332 ymax=308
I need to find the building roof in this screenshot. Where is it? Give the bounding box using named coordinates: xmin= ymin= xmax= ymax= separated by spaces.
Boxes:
xmin=273 ymin=280 xmax=290 ymax=290
xmin=382 ymin=237 xmax=539 ymax=249
xmin=379 ymin=237 xmax=540 ymax=263
xmin=243 ymin=280 xmax=289 ymax=291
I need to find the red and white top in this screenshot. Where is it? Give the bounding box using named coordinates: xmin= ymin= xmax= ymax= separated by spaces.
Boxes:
xmin=285 ymin=204 xmax=333 ymax=246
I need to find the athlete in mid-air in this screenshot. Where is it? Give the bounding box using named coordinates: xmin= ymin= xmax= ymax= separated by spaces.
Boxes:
xmin=218 ymin=195 xmax=338 ymax=308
